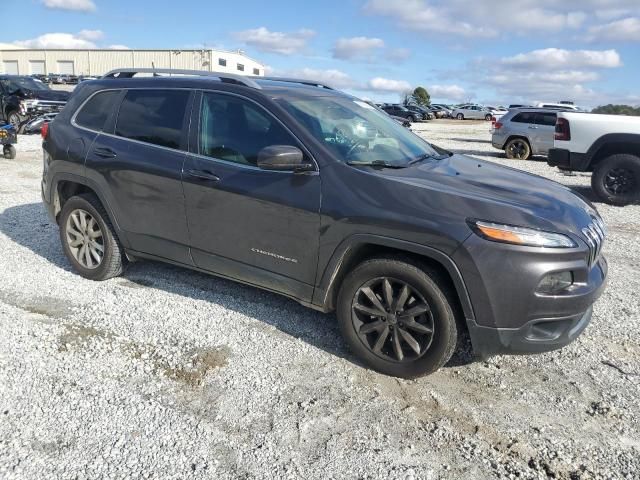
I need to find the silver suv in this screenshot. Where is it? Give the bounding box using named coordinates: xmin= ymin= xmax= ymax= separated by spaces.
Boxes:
xmin=492 ymin=109 xmax=558 ymax=160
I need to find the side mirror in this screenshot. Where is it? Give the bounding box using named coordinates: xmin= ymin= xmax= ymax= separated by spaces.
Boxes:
xmin=257 ymin=145 xmax=313 ymax=172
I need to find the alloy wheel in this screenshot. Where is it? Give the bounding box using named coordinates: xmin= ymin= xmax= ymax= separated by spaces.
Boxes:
xmin=508 ymin=140 xmax=528 ymax=159
xmin=65 ymin=209 xmax=105 ymax=269
xmin=351 ymin=277 xmax=434 ymax=363
xmin=604 ymin=167 xmax=636 ymax=196
xmin=8 ymin=113 xmax=21 ymax=130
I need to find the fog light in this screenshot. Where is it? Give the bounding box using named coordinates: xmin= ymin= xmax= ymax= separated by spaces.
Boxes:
xmin=537 ymin=271 xmax=573 ymax=294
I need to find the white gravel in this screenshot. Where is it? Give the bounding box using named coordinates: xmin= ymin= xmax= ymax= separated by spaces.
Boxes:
xmin=0 ymin=123 xmax=638 ymax=479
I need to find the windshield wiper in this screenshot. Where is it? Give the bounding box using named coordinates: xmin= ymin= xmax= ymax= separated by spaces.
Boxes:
xmin=346 ymin=159 xmax=407 ymax=168
xmin=408 ymin=153 xmax=442 ymax=164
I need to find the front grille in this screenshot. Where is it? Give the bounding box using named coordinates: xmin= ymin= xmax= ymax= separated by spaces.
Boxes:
xmin=582 ymin=217 xmax=606 ymax=267
xmin=27 ymin=100 xmax=67 ymax=114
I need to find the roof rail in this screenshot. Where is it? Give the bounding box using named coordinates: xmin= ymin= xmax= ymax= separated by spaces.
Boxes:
xmin=101 ymin=68 xmax=262 ymax=89
xmin=258 ymin=76 xmax=335 ymax=90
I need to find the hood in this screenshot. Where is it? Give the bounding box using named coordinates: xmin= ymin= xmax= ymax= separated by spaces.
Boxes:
xmin=19 ymin=89 xmax=70 ymax=102
xmin=379 ymin=154 xmax=598 ymax=237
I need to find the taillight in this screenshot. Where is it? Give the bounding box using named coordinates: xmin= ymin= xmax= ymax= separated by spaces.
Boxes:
xmin=41 ymin=122 xmax=49 ymax=140
xmin=494 ymin=121 xmax=503 ymax=130
xmin=555 ymin=118 xmax=571 ymax=141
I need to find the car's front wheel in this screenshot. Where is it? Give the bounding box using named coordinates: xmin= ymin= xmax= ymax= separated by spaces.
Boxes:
xmin=456 ymin=113 xmax=464 ymax=120
xmin=6 ymin=111 xmax=24 ymax=133
xmin=59 ymin=194 xmax=126 ymax=280
xmin=592 ymin=154 xmax=640 ymax=206
xmin=337 ymin=257 xmax=458 ymax=378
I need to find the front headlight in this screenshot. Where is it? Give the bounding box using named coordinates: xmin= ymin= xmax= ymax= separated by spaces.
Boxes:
xmin=469 ymin=220 xmax=577 ymax=248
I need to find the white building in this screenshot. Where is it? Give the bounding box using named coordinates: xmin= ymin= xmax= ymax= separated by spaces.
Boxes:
xmin=0 ymin=48 xmax=265 ymax=77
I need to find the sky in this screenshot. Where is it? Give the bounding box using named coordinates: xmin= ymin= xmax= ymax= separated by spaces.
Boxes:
xmin=3 ymin=0 xmax=640 ymax=107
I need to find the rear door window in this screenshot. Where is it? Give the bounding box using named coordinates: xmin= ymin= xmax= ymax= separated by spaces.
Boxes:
xmin=115 ymin=89 xmax=190 ymax=150
xmin=75 ymin=90 xmax=121 ymax=131
xmin=535 ymin=112 xmax=557 ymax=126
xmin=511 ymin=112 xmax=536 ymax=123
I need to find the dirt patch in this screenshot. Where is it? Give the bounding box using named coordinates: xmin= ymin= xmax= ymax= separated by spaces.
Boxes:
xmin=162 ymin=348 xmax=229 ymax=387
xmin=58 ymin=324 xmax=114 ymax=352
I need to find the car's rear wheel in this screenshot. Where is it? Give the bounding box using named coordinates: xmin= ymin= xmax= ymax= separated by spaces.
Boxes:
xmin=505 ymin=138 xmax=531 ymax=160
xmin=592 ymin=154 xmax=640 ymax=206
xmin=337 ymin=257 xmax=458 ymax=378
xmin=59 ymin=194 xmax=126 ymax=280
xmin=3 ymin=145 xmax=16 ymax=159
xmin=408 ymin=115 xmax=416 ymax=123
xmin=485 ymin=114 xmax=492 ymax=121
xmin=456 ymin=113 xmax=464 ymax=120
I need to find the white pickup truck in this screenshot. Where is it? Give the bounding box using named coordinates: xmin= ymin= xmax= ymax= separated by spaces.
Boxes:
xmin=548 ymin=112 xmax=640 ymax=205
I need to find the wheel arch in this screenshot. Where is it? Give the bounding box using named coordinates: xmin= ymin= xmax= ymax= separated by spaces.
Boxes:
xmin=314 ymin=235 xmax=474 ymax=322
xmin=588 ymin=134 xmax=640 ymax=170
xmin=51 ymin=174 xmax=129 ymax=248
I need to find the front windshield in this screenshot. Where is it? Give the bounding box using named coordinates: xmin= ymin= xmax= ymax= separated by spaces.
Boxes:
xmin=3 ymin=77 xmax=50 ymax=92
xmin=278 ymin=96 xmax=441 ymax=166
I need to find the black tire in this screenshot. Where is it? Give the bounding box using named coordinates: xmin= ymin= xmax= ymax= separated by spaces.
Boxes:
xmin=456 ymin=113 xmax=464 ymax=120
xmin=408 ymin=115 xmax=416 ymax=123
xmin=337 ymin=257 xmax=458 ymax=378
xmin=504 ymin=137 xmax=531 ymax=160
xmin=485 ymin=114 xmax=492 ymax=121
xmin=6 ymin=111 xmax=24 ymax=134
xmin=3 ymin=145 xmax=16 ymax=159
xmin=591 ymin=154 xmax=640 ymax=206
xmin=59 ymin=193 xmax=126 ymax=280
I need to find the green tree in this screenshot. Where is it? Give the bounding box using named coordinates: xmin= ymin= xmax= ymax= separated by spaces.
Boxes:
xmin=592 ymin=104 xmax=640 ymax=116
xmin=413 ymin=87 xmax=431 ymax=106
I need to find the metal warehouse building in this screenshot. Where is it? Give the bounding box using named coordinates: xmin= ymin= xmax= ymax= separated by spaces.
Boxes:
xmin=0 ymin=48 xmax=265 ymax=77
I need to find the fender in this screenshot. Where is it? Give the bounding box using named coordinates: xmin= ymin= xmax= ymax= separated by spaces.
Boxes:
xmin=49 ymin=172 xmax=131 ymax=249
xmin=313 ymin=233 xmax=474 ymax=320
xmin=585 ymin=133 xmax=640 ymax=167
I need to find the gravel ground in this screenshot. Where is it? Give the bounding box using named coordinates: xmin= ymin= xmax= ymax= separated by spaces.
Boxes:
xmin=0 ymin=122 xmax=638 ymax=480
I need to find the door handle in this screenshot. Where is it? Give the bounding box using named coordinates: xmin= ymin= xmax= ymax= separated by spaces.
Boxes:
xmin=93 ymin=147 xmax=117 ymax=158
xmin=186 ymin=169 xmax=220 ymax=182
xmin=528 ymin=125 xmax=538 ymax=129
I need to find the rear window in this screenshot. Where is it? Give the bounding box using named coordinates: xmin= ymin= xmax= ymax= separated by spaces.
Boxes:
xmin=511 ymin=112 xmax=536 ymax=123
xmin=115 ymin=89 xmax=189 ymax=150
xmin=75 ymin=90 xmax=120 ymax=131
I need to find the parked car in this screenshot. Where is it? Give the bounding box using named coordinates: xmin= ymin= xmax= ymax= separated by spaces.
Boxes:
xmin=380 ymin=104 xmax=419 ymax=122
xmin=548 ymin=111 xmax=640 ymax=205
xmin=428 ymin=105 xmax=450 ymax=118
xmin=42 ymin=68 xmax=607 ymax=378
xmin=365 ymin=100 xmax=411 ymax=128
xmin=0 ymin=75 xmax=70 ymax=132
xmin=452 ymin=105 xmax=493 ymax=121
xmin=492 ymin=108 xmax=559 ymax=160
xmin=535 ymin=102 xmax=583 ymax=111
xmin=404 ymin=104 xmax=433 ymax=121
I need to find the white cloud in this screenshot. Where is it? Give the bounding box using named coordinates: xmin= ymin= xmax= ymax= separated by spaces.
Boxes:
xmin=13 ymin=32 xmax=97 ymax=49
xmin=284 ymin=68 xmax=358 ymax=89
xmin=332 ymin=36 xmax=384 ymax=60
xmin=77 ymin=29 xmax=104 ymax=41
xmin=500 ymin=48 xmax=622 ymax=69
xmin=232 ymin=27 xmax=315 ymax=55
xmin=107 ymin=44 xmax=130 ymax=50
xmin=367 ymin=77 xmax=412 ymax=92
xmin=429 ymin=84 xmax=467 ymax=101
xmin=586 ymin=17 xmax=640 ymax=42
xmin=364 ymin=0 xmax=639 ymax=38
xmin=41 ymin=0 xmax=96 ymax=12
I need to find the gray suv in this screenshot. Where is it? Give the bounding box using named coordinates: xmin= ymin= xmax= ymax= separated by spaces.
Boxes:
xmin=492 ymin=109 xmax=558 ymax=160
xmin=41 ymin=69 xmax=607 ymax=378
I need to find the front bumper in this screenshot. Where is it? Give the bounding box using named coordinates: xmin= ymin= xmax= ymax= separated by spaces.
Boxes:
xmin=467 ymin=306 xmax=594 ymax=359
xmin=453 ymin=232 xmax=608 ymax=359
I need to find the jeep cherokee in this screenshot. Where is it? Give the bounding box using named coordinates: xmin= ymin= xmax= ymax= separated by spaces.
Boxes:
xmin=41 ymin=69 xmax=608 ymax=378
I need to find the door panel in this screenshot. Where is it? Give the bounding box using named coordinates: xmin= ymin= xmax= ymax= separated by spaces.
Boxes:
xmin=533 ymin=113 xmax=557 ymax=154
xmin=182 ymin=91 xmax=321 ymax=301
xmin=84 ymin=89 xmax=193 ymax=264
